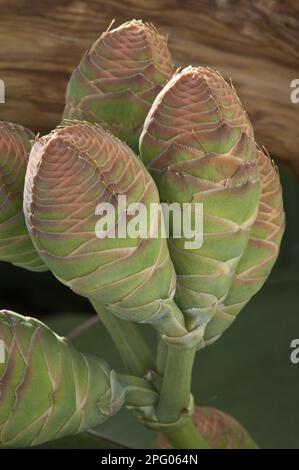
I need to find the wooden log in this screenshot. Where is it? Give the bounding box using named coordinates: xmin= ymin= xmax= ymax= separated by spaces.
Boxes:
xmin=0 ymin=0 xmax=298 ymax=174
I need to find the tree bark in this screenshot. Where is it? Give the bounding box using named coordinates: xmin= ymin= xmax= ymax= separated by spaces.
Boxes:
xmin=0 ymin=0 xmax=298 ymax=174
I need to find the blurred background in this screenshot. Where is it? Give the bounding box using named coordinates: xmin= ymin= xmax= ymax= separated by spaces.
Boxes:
xmin=0 ymin=0 xmax=299 ymax=449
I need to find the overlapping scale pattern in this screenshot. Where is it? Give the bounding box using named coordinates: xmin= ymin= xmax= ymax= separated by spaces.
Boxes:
xmin=63 ymin=20 xmax=174 ymax=153
xmin=204 ymin=148 xmax=285 ymax=343
xmin=0 ymin=121 xmax=46 ymax=271
xmin=140 ymin=67 xmax=262 ymax=333
xmin=24 ymin=122 xmax=176 ymax=323
xmin=0 ymin=310 xmax=118 ymax=448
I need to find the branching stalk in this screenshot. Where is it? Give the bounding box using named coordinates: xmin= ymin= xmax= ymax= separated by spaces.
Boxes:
xmin=92 ymin=300 xmax=208 ymax=449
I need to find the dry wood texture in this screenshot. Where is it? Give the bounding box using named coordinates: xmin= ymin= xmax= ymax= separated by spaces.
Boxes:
xmin=0 ymin=0 xmax=298 ymax=173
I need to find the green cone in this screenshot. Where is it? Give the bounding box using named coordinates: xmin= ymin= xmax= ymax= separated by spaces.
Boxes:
xmin=63 ymin=20 xmax=174 ymax=153
xmin=140 ymin=66 xmax=284 ymax=342
xmin=24 ymin=122 xmax=176 ymax=324
xmin=204 ymin=148 xmax=285 ymax=343
xmin=0 ymin=121 xmax=46 ymax=271
xmin=0 ymin=310 xmax=124 ymax=448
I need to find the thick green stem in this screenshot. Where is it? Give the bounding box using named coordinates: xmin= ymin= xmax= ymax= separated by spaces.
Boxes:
xmin=164 ymin=419 xmax=209 ymax=449
xmin=155 ymin=301 xmax=206 ymax=449
xmin=157 ymin=343 xmax=196 ymax=423
xmin=91 ymin=300 xmax=154 ymax=377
